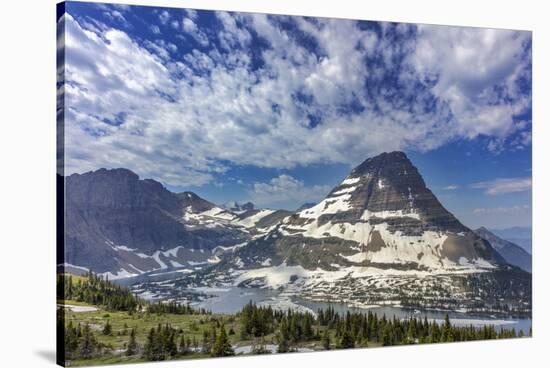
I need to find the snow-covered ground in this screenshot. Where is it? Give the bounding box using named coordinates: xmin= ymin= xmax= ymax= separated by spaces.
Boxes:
xmin=234 ymin=344 xmax=278 ymax=354
xmin=57 ymin=304 xmax=98 ymax=312
xmin=257 ymin=296 xmax=316 ymax=315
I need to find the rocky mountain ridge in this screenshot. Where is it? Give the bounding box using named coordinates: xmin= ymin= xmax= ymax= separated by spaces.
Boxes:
xmin=475 ymin=227 xmax=532 ymax=272
xmin=61 ymin=169 xmax=278 ymax=277
xmin=219 ymin=151 xmax=504 ymax=273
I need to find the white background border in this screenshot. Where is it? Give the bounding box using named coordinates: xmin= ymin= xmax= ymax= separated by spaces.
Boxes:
xmin=0 ymin=0 xmax=548 ymax=367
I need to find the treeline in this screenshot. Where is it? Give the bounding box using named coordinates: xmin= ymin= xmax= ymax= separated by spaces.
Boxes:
xmin=60 ymin=289 xmax=529 ymax=363
xmin=318 ymin=307 xmax=523 ymax=347
xmin=57 ymin=272 xmax=142 ymax=312
xmin=58 ymin=272 xmax=212 ymax=316
xmin=60 ymin=320 xmax=107 ymax=360
xmin=238 ymin=303 xmax=527 ymax=352
xmin=148 ymin=300 xmax=210 ymax=316
xmin=141 ymin=322 xmax=236 ymax=360
xmin=238 ymin=302 xmax=317 ymax=352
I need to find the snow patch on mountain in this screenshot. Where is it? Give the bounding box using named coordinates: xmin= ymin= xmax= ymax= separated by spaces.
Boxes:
xmin=298 ymin=193 xmax=352 ymax=219
xmin=237 ymin=209 xmax=276 ymax=228
xmin=361 ymin=209 xmax=420 ymax=220
xmin=200 ymin=207 xmax=238 ymax=221
xmin=340 ymin=177 xmax=361 ymax=185
xmin=232 ymin=261 xmax=490 ymax=291
xmin=100 ymin=268 xmax=139 ymax=280
xmin=332 ymin=185 xmax=359 ymax=195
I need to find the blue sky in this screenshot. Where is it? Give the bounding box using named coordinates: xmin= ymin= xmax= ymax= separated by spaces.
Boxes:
xmin=58 ymin=2 xmax=532 ymax=229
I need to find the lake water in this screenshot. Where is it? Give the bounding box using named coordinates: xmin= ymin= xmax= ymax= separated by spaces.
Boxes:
xmin=191 ymin=286 xmax=532 ymax=335
xmin=116 ymin=272 xmax=531 ymax=336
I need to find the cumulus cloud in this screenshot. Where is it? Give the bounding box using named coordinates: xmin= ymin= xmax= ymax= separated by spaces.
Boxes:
xmin=471 ymin=177 xmax=532 ymax=195
xmin=181 ymin=17 xmax=209 ymax=46
xmin=412 ymin=26 xmax=531 ymax=151
xmin=158 ymin=10 xmax=170 ymax=25
xmin=249 ymin=175 xmax=330 ymax=207
xmin=60 ymin=9 xmax=531 ymax=187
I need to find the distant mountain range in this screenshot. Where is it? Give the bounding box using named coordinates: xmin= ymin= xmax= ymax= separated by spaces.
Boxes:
xmin=223 ymin=201 xmax=255 ymax=213
xmin=490 ymin=227 xmax=532 ymax=254
xmin=60 ymin=168 xmax=288 ymax=277
xmin=475 ymin=227 xmax=531 ymax=272
xmin=59 ymin=151 xmax=531 ymax=314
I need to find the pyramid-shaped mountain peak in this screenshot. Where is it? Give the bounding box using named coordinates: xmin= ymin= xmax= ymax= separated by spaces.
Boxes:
xmin=322 ymin=151 xmax=467 ymax=234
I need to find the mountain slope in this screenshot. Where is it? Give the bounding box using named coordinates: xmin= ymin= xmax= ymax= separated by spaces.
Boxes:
xmin=491 ymin=227 xmax=532 ymax=254
xmin=61 ymin=168 xmax=275 ymax=277
xmin=475 ymin=227 xmax=532 ymax=272
xmin=184 ymin=152 xmax=528 ymax=314
xmin=221 ymin=151 xmax=504 ymax=272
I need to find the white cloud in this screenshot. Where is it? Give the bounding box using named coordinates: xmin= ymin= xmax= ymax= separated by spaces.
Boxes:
xmin=411 ymin=26 xmax=531 ymax=150
xmin=108 ymin=10 xmax=127 ymax=24
xmin=181 ymin=17 xmax=209 ymax=46
xmin=143 ymin=39 xmax=177 ymax=60
xmin=185 ymin=9 xmax=198 ymax=20
xmin=250 ymin=175 xmax=330 ymax=207
xmin=473 ymin=205 xmax=530 ymax=215
xmin=60 ymin=11 xmax=531 ymax=188
xmin=443 ymin=185 xmax=459 ymax=190
xmin=158 ymin=10 xmax=170 ymax=25
xmin=471 ymin=177 xmax=532 ymax=195
xmin=150 ymin=25 xmax=160 ymax=34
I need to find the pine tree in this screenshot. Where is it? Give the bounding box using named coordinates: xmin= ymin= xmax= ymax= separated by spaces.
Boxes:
xmin=303 ymin=315 xmax=314 ymax=341
xmin=210 ymin=324 xmax=217 ymax=352
xmin=80 ymin=324 xmax=96 ymax=359
xmin=337 ymin=329 xmax=354 ymax=349
xmin=201 ymin=330 xmax=210 ymax=353
xmin=322 ymin=329 xmax=331 ymax=350
xmin=179 ymin=333 xmax=188 ymax=355
xmin=439 ymin=314 xmax=454 ymax=342
xmin=277 ymin=331 xmax=290 ymax=353
xmin=211 ymin=325 xmax=235 ymax=357
xmin=126 ymin=328 xmax=137 ymax=356
xmin=102 ymin=320 xmax=112 ymax=336
xmin=144 ymin=327 xmax=155 ymax=360
xmin=382 ymin=324 xmax=393 ymax=346
xmin=167 ymin=329 xmax=177 ymax=357
xmin=406 ymin=319 xmax=416 ymax=344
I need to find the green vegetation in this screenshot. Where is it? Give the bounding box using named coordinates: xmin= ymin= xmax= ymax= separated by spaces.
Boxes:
xmin=58 ymin=272 xmax=142 ymax=312
xmin=58 ymin=273 xmax=529 ymax=366
xmin=211 ymin=324 xmax=235 ymax=357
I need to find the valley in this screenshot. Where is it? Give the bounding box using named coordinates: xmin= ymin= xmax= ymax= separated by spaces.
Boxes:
xmin=60 ymin=151 xmax=532 ymax=330
xmin=58 ymin=273 xmax=529 ymax=366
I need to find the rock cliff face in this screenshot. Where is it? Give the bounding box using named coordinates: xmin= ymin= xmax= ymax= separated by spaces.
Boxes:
xmin=344 ymin=151 xmax=467 ymax=233
xmin=65 ymin=168 xmax=194 ymax=256
xmin=222 ymin=151 xmax=504 ymax=271
xmin=62 ymin=169 xmax=254 ymax=276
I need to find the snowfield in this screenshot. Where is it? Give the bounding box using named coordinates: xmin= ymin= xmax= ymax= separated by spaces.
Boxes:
xmin=57 ymin=304 xmax=98 ymax=313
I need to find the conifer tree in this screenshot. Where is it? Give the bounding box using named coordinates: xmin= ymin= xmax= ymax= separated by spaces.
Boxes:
xmin=102 ymin=320 xmax=112 ymax=336
xmin=179 ymin=333 xmax=188 ymax=355
xmin=322 ymin=329 xmax=331 ymax=350
xmin=144 ymin=327 xmax=155 ymax=360
xmin=126 ymin=328 xmax=137 ymax=356
xmin=80 ymin=324 xmax=96 ymax=359
xmin=337 ymin=329 xmax=354 ymax=349
xmin=277 ymin=331 xmax=290 ymax=353
xmin=201 ymin=330 xmax=210 ymax=353
xmin=382 ymin=324 xmax=393 ymax=346
xmin=211 ymin=324 xmax=235 ymax=357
